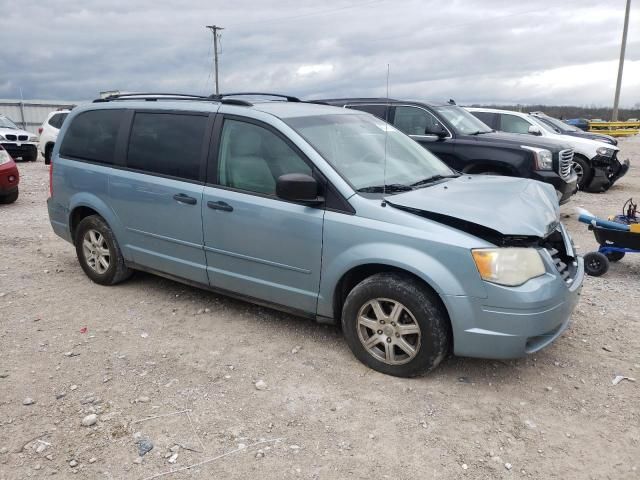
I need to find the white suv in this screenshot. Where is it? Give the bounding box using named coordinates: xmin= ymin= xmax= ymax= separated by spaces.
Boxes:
xmin=0 ymin=115 xmax=39 ymax=162
xmin=39 ymin=110 xmax=70 ymax=165
xmin=467 ymin=107 xmax=628 ymax=192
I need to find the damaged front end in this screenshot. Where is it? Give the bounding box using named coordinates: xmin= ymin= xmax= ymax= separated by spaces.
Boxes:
xmin=583 ymin=153 xmax=630 ymax=193
xmin=389 ymin=206 xmax=580 ymax=285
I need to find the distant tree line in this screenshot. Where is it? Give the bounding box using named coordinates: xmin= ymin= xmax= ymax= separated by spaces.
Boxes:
xmin=466 ymin=104 xmax=640 ymax=121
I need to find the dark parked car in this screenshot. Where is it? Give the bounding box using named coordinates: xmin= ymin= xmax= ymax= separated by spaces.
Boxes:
xmin=321 ymin=99 xmax=578 ymax=204
xmin=564 ymin=118 xmax=590 ymax=131
xmin=530 ymin=112 xmax=617 ymax=146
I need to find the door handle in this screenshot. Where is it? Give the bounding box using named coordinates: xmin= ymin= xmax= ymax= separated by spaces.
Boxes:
xmin=173 ymin=193 xmax=197 ymax=205
xmin=207 ymin=200 xmax=233 ymax=212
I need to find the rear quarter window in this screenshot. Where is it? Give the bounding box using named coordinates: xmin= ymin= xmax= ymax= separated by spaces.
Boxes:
xmin=126 ymin=112 xmax=207 ymax=181
xmin=59 ymin=110 xmax=123 ymax=164
xmin=48 ymin=113 xmax=68 ymax=129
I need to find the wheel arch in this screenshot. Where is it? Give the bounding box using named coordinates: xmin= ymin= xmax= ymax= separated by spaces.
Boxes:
xmin=330 ymin=262 xmax=453 ymax=326
xmin=68 ymin=194 xmax=125 ymax=248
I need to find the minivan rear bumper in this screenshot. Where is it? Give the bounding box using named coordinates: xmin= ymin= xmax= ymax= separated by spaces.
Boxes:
xmin=444 ymin=255 xmax=584 ymax=359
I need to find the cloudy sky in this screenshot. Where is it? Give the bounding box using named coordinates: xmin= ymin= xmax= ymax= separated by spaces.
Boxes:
xmin=1 ymin=0 xmax=638 ymax=107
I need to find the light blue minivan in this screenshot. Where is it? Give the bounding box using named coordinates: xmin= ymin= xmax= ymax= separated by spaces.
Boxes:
xmin=47 ymin=93 xmax=584 ymax=377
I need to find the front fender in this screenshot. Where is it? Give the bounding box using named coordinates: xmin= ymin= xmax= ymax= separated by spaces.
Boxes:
xmin=317 ymin=241 xmax=487 ymax=319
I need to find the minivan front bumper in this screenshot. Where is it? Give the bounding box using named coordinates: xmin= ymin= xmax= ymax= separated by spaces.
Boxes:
xmin=444 ymin=232 xmax=584 ymax=359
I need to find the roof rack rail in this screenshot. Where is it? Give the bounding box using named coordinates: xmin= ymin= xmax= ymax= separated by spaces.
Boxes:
xmin=93 ymin=93 xmax=212 ymax=103
xmin=210 ymin=92 xmax=301 ymax=103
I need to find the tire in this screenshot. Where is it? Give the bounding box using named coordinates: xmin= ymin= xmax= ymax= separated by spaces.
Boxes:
xmin=341 ymin=272 xmax=451 ymax=377
xmin=572 ymin=155 xmax=592 ymax=190
xmin=605 ymin=250 xmax=625 ymax=262
xmin=44 ymin=145 xmax=53 ymax=165
xmin=0 ymin=189 xmax=18 ymax=204
xmin=74 ymin=215 xmax=133 ymax=285
xmin=584 ymin=252 xmax=609 ymax=277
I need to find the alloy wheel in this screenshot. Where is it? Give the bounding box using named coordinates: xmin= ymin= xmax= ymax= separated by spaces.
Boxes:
xmin=357 ymin=298 xmax=421 ymax=365
xmin=82 ymin=229 xmax=110 ymax=274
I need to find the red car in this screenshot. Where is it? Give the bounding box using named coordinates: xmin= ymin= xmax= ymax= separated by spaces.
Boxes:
xmin=0 ymin=145 xmax=19 ymax=204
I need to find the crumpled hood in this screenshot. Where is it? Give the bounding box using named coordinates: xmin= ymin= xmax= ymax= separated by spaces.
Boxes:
xmin=386 ymin=175 xmax=560 ymax=238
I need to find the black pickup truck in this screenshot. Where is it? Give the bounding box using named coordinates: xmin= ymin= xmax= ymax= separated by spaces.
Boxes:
xmin=321 ymin=99 xmax=578 ymax=205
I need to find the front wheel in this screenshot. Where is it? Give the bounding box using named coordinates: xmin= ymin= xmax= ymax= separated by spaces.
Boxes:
xmin=74 ymin=215 xmax=133 ymax=285
xmin=342 ymin=273 xmax=451 ymax=377
xmin=0 ymin=189 xmax=18 ymax=204
xmin=584 ymin=251 xmax=609 ymax=277
xmin=573 ymin=155 xmax=592 ymax=190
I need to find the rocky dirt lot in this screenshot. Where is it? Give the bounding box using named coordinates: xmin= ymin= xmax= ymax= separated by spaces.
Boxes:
xmin=1 ymin=138 xmax=639 ymax=480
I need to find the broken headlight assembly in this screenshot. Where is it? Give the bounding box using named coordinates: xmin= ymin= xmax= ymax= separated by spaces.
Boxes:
xmin=471 ymin=248 xmax=546 ymax=286
xmin=596 ymin=146 xmax=615 ymax=157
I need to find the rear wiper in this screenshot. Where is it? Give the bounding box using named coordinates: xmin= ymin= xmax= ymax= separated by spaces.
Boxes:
xmin=357 ymin=183 xmax=413 ymax=193
xmin=411 ymin=174 xmax=459 ymax=187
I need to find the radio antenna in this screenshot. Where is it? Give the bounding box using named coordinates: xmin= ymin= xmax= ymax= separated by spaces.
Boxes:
xmin=382 ymin=63 xmax=390 ymax=206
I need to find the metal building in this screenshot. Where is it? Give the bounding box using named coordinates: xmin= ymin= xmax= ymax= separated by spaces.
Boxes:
xmin=0 ymin=99 xmax=81 ymax=134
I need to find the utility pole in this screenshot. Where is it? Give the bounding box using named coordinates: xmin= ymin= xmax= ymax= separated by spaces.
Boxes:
xmin=612 ymin=0 xmax=631 ymax=121
xmin=206 ymin=25 xmax=224 ymax=95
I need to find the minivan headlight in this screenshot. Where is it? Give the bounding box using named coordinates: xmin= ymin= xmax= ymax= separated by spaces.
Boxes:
xmin=596 ymin=146 xmax=614 ymax=157
xmin=521 ymin=146 xmax=553 ymax=170
xmin=471 ymin=248 xmax=546 ymax=286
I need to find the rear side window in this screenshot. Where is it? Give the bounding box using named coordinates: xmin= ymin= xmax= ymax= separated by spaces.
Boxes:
xmin=346 ymin=104 xmax=388 ymax=121
xmin=126 ymin=113 xmax=207 ymax=181
xmin=59 ymin=110 xmax=123 ymax=164
xmin=48 ymin=113 xmax=68 ymax=129
xmin=470 ymin=111 xmax=497 ymax=129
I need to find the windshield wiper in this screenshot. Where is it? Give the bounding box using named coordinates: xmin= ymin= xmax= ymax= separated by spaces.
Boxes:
xmin=411 ymin=174 xmax=459 ymax=187
xmin=469 ymin=130 xmax=491 ymax=135
xmin=357 ymin=183 xmax=413 ymax=193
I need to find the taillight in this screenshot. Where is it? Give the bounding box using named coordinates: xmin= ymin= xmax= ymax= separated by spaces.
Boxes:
xmin=49 ymin=162 xmax=53 ymax=197
xmin=38 ymin=127 xmax=43 ymax=134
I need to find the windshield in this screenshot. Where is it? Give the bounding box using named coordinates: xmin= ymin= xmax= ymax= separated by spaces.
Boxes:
xmin=285 ymin=113 xmax=455 ymax=192
xmin=433 ymin=106 xmax=492 ymax=134
xmin=0 ymin=117 xmax=18 ymax=129
xmin=538 ymin=115 xmax=579 ymax=132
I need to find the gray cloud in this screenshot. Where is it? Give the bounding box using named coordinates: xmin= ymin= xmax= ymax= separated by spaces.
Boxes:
xmin=0 ymin=0 xmax=638 ymax=106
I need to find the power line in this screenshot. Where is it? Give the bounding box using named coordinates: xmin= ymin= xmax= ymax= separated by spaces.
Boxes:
xmin=205 ymin=25 xmax=224 ymax=95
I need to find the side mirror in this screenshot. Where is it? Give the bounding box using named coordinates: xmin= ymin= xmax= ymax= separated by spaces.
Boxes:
xmin=276 ymin=173 xmax=322 ymax=204
xmin=425 ymin=124 xmax=448 ymax=138
xmin=528 ymin=125 xmax=542 ymax=135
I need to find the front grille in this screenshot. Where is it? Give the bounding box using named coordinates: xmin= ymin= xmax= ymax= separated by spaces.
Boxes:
xmin=5 ymin=134 xmax=16 ymax=141
xmin=559 ymin=149 xmax=574 ymax=179
xmin=18 ymin=134 xmax=27 ymax=141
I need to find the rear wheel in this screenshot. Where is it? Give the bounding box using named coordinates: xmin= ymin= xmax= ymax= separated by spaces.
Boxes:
xmin=584 ymin=251 xmax=609 ymax=277
xmin=341 ymin=272 xmax=451 ymax=377
xmin=74 ymin=215 xmax=133 ymax=285
xmin=573 ymin=155 xmax=592 ymax=190
xmin=0 ymin=189 xmax=18 ymax=204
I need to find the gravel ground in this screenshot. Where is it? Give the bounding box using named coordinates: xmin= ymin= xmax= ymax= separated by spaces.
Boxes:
xmin=1 ymin=138 xmax=639 ymax=480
